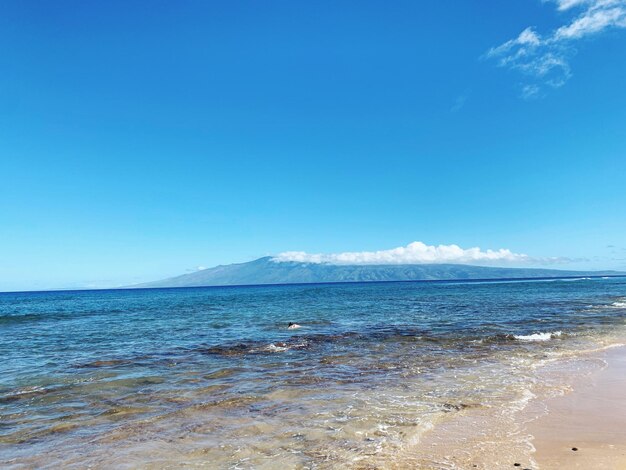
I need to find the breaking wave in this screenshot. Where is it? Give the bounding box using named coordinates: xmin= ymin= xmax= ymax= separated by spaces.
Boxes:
xmin=514 ymin=331 xmax=562 ymax=342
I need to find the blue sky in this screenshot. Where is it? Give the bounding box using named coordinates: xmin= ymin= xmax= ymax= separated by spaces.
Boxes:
xmin=1 ymin=1 xmax=625 ymax=291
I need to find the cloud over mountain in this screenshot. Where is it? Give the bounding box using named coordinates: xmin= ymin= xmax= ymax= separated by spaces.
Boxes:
xmin=272 ymin=241 xmax=559 ymax=265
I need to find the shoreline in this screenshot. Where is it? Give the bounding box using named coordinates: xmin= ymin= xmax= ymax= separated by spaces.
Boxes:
xmin=2 ymin=345 xmax=625 ymax=469
xmin=527 ymin=344 xmax=626 ymax=469
xmin=398 ymin=339 xmax=626 ymax=469
xmin=1 ymin=282 xmax=624 ymax=469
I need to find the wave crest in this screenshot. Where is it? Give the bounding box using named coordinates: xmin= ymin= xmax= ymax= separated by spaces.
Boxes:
xmin=514 ymin=331 xmax=562 ymax=342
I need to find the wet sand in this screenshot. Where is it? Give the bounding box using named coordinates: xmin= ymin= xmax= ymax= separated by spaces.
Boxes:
xmin=529 ymin=345 xmax=626 ymax=469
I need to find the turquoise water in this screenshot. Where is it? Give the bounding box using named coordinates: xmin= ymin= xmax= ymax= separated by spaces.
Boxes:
xmin=1 ymin=278 xmax=625 ymax=468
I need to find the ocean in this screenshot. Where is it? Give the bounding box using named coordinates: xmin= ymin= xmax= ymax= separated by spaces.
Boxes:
xmin=1 ymin=277 xmax=625 ymax=468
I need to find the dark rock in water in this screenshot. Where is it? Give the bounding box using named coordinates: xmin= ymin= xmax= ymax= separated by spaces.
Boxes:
xmin=442 ymin=402 xmax=472 ymax=412
xmin=76 ymin=359 xmax=129 ymax=368
xmin=203 ymin=343 xmax=250 ymax=356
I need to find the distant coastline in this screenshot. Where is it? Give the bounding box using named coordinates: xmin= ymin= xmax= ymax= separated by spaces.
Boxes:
xmin=2 ymin=270 xmax=625 ymax=295
xmin=129 ymin=273 xmax=626 ymax=290
xmin=131 ymin=256 xmax=626 ymax=290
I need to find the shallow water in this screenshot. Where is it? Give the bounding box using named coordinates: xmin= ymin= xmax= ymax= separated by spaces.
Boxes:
xmin=1 ymin=278 xmax=625 ymax=468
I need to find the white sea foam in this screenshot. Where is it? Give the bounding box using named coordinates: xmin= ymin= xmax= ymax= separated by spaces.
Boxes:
xmin=509 ymin=387 xmax=537 ymax=412
xmin=514 ymin=331 xmax=562 ymax=342
xmin=2 ymin=385 xmax=48 ymax=401
xmin=263 ymin=343 xmax=289 ymax=352
xmin=585 ymin=298 xmax=626 ymax=310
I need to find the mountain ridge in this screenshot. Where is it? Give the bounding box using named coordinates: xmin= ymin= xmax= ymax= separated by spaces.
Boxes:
xmin=132 ymin=257 xmax=625 ymax=288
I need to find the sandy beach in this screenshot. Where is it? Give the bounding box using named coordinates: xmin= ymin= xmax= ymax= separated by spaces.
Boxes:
xmin=528 ymin=344 xmax=626 ymax=469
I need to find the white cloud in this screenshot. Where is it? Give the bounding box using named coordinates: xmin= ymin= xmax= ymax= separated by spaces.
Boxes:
xmin=522 ymin=83 xmax=542 ymax=99
xmin=487 ymin=0 xmax=626 ymax=96
xmin=272 ymin=241 xmax=564 ymax=266
xmin=551 ymin=0 xmax=590 ymax=11
xmin=185 ymin=265 xmax=207 ymax=273
xmin=451 ymin=92 xmax=469 ymax=112
xmin=555 ymin=3 xmax=626 ymax=38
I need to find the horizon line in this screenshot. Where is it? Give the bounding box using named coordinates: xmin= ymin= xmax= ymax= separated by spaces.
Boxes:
xmin=2 ymin=273 xmax=625 ymax=296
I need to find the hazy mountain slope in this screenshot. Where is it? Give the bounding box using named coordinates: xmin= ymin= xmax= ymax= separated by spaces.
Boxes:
xmin=133 ymin=257 xmax=623 ymax=288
